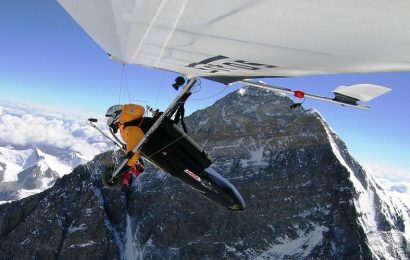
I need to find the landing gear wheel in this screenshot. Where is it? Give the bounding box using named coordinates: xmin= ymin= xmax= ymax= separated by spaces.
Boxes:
xmin=102 ymin=171 xmax=121 ymax=189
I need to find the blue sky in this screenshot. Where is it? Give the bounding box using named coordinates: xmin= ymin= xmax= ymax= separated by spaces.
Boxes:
xmin=1 ymin=0 xmax=409 ymax=172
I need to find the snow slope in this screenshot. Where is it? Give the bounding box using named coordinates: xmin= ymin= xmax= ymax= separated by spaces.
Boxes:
xmin=319 ymin=115 xmax=410 ymax=260
xmin=0 ymin=146 xmax=89 ymax=203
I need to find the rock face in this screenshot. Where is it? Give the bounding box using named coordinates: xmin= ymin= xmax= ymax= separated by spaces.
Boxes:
xmin=0 ymin=88 xmax=409 ymax=259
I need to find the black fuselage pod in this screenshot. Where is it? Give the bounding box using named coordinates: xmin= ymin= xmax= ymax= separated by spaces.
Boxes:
xmin=138 ymin=117 xmax=246 ymax=211
xmin=200 ymin=167 xmax=245 ymax=211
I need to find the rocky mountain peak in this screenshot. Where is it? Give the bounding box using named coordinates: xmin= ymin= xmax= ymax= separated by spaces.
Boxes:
xmin=0 ymin=146 xmax=88 ymax=203
xmin=0 ymin=88 xmax=408 ymax=259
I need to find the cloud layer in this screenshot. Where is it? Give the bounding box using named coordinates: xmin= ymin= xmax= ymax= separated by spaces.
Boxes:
xmin=364 ymin=163 xmax=410 ymax=206
xmin=0 ymin=101 xmax=112 ymax=158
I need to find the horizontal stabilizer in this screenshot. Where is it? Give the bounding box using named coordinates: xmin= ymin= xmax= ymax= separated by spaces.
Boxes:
xmin=239 ymin=80 xmax=391 ymax=110
xmin=333 ymin=84 xmax=391 ymax=102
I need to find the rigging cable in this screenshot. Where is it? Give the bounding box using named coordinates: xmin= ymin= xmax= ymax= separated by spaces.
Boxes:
xmin=123 ymin=65 xmax=131 ymax=103
xmin=118 ymin=64 xmax=131 ymax=104
xmin=191 ymin=78 xmax=202 ymax=94
xmin=145 ymin=135 xmax=185 ymax=160
xmin=191 ymin=84 xmax=229 ymax=101
xmin=154 ymin=71 xmax=167 ymax=109
xmin=118 ymin=64 xmax=146 ymax=104
xmin=117 ymin=65 xmax=124 ymax=104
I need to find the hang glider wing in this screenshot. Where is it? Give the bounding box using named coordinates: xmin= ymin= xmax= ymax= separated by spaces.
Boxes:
xmin=57 ymin=0 xmax=410 ymax=80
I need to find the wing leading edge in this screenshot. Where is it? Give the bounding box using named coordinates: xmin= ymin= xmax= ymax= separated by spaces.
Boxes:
xmin=57 ymin=0 xmax=410 ymax=80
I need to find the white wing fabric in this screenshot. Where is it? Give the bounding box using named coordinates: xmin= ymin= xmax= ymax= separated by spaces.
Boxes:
xmin=57 ymin=0 xmax=410 ymax=80
xmin=333 ymin=84 xmax=392 ymax=102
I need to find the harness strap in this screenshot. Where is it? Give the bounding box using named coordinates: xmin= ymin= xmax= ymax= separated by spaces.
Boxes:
xmin=174 ymin=105 xmax=188 ymax=134
xmin=173 ymin=92 xmax=191 ymax=134
xmin=122 ymin=118 xmax=143 ymax=128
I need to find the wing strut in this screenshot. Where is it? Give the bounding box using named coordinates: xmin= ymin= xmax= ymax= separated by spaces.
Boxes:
xmin=239 ymin=80 xmax=391 ymax=110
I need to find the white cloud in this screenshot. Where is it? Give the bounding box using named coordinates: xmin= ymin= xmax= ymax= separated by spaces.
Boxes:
xmin=363 ymin=163 xmax=410 ymax=206
xmin=0 ymin=101 xmax=113 ymax=158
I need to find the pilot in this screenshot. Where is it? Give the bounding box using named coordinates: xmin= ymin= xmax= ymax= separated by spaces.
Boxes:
xmin=105 ymin=104 xmax=145 ymax=187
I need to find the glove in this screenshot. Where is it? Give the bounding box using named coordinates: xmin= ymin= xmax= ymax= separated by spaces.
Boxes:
xmin=129 ymin=163 xmax=144 ymax=177
xmin=134 ymin=162 xmax=144 ymax=173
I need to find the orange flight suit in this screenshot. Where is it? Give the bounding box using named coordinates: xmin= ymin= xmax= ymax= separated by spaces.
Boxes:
xmin=118 ymin=104 xmax=145 ymax=166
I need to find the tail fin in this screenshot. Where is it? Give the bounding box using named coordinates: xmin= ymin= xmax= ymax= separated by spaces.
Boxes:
xmin=332 ymin=84 xmax=391 ymax=105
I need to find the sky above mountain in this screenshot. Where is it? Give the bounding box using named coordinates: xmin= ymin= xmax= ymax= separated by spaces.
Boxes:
xmin=0 ymin=0 xmax=409 ymax=175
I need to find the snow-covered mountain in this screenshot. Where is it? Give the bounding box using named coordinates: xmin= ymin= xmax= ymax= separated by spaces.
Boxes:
xmin=0 ymin=100 xmax=112 ymax=203
xmin=0 ymin=145 xmax=89 ymax=204
xmin=185 ymin=87 xmax=410 ymax=259
xmin=319 ymin=113 xmax=410 ymax=259
xmin=0 ymin=88 xmax=409 ymax=259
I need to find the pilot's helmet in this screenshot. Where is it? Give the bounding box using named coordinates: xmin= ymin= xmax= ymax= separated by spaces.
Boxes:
xmin=106 ymin=105 xmax=123 ymax=133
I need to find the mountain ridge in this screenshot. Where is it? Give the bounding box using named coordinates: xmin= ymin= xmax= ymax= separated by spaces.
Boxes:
xmin=0 ymin=146 xmax=89 ymax=203
xmin=0 ymin=87 xmax=408 ymax=259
